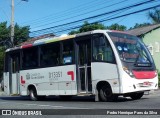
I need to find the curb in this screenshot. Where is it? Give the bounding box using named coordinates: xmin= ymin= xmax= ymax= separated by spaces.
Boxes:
xmin=148 ymin=89 xmax=160 ymax=95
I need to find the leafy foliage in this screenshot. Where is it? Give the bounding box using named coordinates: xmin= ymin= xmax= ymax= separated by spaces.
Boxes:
xmin=148 ymin=8 xmax=160 ymax=24
xmin=0 ymin=47 xmax=5 ymax=78
xmin=0 ymin=22 xmax=30 ymax=79
xmin=68 ymin=30 xmax=80 ymax=35
xmin=106 ymin=23 xmax=127 ymax=31
xmin=0 ymin=22 xmax=10 ymax=42
xmin=14 ymin=24 xmax=30 ymax=45
xmin=79 ymin=21 xmax=106 ymax=32
xmin=68 ymin=22 xmax=127 ymax=35
xmin=129 ymin=23 xmax=151 ymax=30
xmin=0 ymin=22 xmax=30 ymax=46
xmin=68 ymin=21 xmax=106 ymax=35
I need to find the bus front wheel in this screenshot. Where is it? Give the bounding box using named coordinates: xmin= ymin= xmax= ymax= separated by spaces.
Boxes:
xmin=29 ymin=88 xmax=38 ymax=101
xmin=130 ymin=92 xmax=144 ymax=100
xmin=99 ymin=85 xmax=117 ymax=102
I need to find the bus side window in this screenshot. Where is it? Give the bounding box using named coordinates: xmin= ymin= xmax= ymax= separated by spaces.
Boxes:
xmin=40 ymin=42 xmax=60 ymax=67
xmin=22 ymin=47 xmax=38 ymax=69
xmin=12 ymin=56 xmax=16 ymax=73
xmin=10 ymin=52 xmax=20 ymax=73
xmin=62 ymin=40 xmax=74 ymax=65
xmin=93 ymin=34 xmax=115 ymax=63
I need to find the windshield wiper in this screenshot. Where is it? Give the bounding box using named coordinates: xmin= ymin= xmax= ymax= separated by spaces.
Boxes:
xmin=134 ymin=53 xmax=140 ymax=65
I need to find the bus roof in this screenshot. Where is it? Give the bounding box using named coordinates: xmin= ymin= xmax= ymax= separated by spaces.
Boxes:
xmin=6 ymin=30 xmax=130 ymax=52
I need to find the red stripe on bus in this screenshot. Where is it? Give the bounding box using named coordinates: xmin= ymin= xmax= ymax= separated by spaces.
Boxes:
xmin=67 ymin=71 xmax=74 ymax=81
xmin=132 ymin=71 xmax=157 ymax=79
xmin=21 ymin=44 xmax=33 ymax=49
xmin=21 ymin=76 xmax=25 ymax=84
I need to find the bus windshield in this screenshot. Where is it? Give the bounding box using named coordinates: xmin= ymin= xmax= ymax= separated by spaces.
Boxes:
xmin=108 ymin=32 xmax=153 ymax=65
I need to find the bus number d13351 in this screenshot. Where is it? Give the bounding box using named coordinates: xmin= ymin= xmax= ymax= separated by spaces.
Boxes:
xmin=49 ymin=71 xmax=62 ymax=80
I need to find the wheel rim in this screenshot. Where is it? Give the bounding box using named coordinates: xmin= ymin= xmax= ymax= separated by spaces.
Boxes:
xmin=103 ymin=87 xmax=112 ymax=98
xmin=30 ymin=91 xmax=35 ymax=99
xmin=30 ymin=90 xmax=37 ymax=100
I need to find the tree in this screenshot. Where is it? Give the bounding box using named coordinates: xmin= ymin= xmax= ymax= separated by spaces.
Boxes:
xmin=14 ymin=24 xmax=30 ymax=45
xmin=106 ymin=23 xmax=126 ymax=31
xmin=68 ymin=22 xmax=128 ymax=35
xmin=68 ymin=21 xmax=106 ymax=35
xmin=79 ymin=21 xmax=106 ymax=32
xmin=0 ymin=22 xmax=10 ymax=42
xmin=0 ymin=22 xmax=30 ymax=79
xmin=0 ymin=22 xmax=30 ymax=46
xmin=0 ymin=22 xmax=9 ymax=79
xmin=0 ymin=47 xmax=5 ymax=78
xmin=148 ymin=8 xmax=160 ymax=24
xmin=68 ymin=30 xmax=80 ymax=35
xmin=129 ymin=23 xmax=151 ymax=30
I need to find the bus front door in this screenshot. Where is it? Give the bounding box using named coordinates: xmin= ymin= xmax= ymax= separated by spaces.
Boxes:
xmin=9 ymin=52 xmax=20 ymax=95
xmin=76 ymin=38 xmax=92 ymax=93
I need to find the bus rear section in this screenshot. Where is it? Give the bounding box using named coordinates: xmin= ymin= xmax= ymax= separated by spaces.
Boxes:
xmin=3 ymin=48 xmax=21 ymax=96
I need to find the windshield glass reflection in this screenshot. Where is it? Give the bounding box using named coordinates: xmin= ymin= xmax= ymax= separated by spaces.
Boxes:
xmin=108 ymin=32 xmax=153 ymax=65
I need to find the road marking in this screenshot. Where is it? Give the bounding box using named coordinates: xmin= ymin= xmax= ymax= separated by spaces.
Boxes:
xmin=0 ymin=102 xmax=8 ymax=104
xmin=39 ymin=105 xmax=51 ymax=107
xmin=25 ymin=104 xmax=37 ymax=106
xmin=50 ymin=105 xmax=89 ymax=109
xmin=38 ymin=104 xmax=89 ymax=109
xmin=0 ymin=101 xmax=90 ymax=109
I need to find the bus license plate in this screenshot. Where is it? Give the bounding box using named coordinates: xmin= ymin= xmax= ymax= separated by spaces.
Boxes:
xmin=143 ymin=82 xmax=152 ymax=86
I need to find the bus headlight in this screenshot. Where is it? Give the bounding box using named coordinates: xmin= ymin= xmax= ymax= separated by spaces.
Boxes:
xmin=123 ymin=67 xmax=134 ymax=77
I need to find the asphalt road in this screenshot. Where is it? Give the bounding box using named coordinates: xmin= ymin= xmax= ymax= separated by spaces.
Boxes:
xmin=0 ymin=90 xmax=160 ymax=118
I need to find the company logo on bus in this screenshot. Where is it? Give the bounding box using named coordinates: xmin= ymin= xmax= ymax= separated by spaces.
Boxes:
xmin=26 ymin=73 xmax=31 ymax=80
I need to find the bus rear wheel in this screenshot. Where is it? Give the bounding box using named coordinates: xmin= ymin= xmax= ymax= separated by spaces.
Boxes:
xmin=130 ymin=92 xmax=144 ymax=100
xmin=99 ymin=85 xmax=117 ymax=102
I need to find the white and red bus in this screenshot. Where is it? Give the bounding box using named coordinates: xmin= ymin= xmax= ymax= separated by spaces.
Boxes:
xmin=3 ymin=30 xmax=158 ymax=101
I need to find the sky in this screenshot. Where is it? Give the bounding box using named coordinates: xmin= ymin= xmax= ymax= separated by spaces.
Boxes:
xmin=0 ymin=0 xmax=160 ymax=36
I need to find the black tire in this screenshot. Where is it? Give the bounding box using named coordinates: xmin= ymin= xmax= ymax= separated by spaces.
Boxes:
xmin=29 ymin=88 xmax=38 ymax=101
xmin=130 ymin=92 xmax=144 ymax=100
xmin=99 ymin=85 xmax=117 ymax=102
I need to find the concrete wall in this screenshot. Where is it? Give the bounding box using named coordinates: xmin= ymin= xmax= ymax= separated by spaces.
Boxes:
xmin=142 ymin=28 xmax=160 ymax=71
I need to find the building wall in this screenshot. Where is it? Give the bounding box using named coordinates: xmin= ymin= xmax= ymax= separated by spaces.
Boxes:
xmin=142 ymin=28 xmax=160 ymax=71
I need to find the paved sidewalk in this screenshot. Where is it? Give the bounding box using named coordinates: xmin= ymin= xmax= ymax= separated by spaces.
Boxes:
xmin=0 ymin=91 xmax=4 ymax=96
xmin=0 ymin=89 xmax=7 ymax=96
